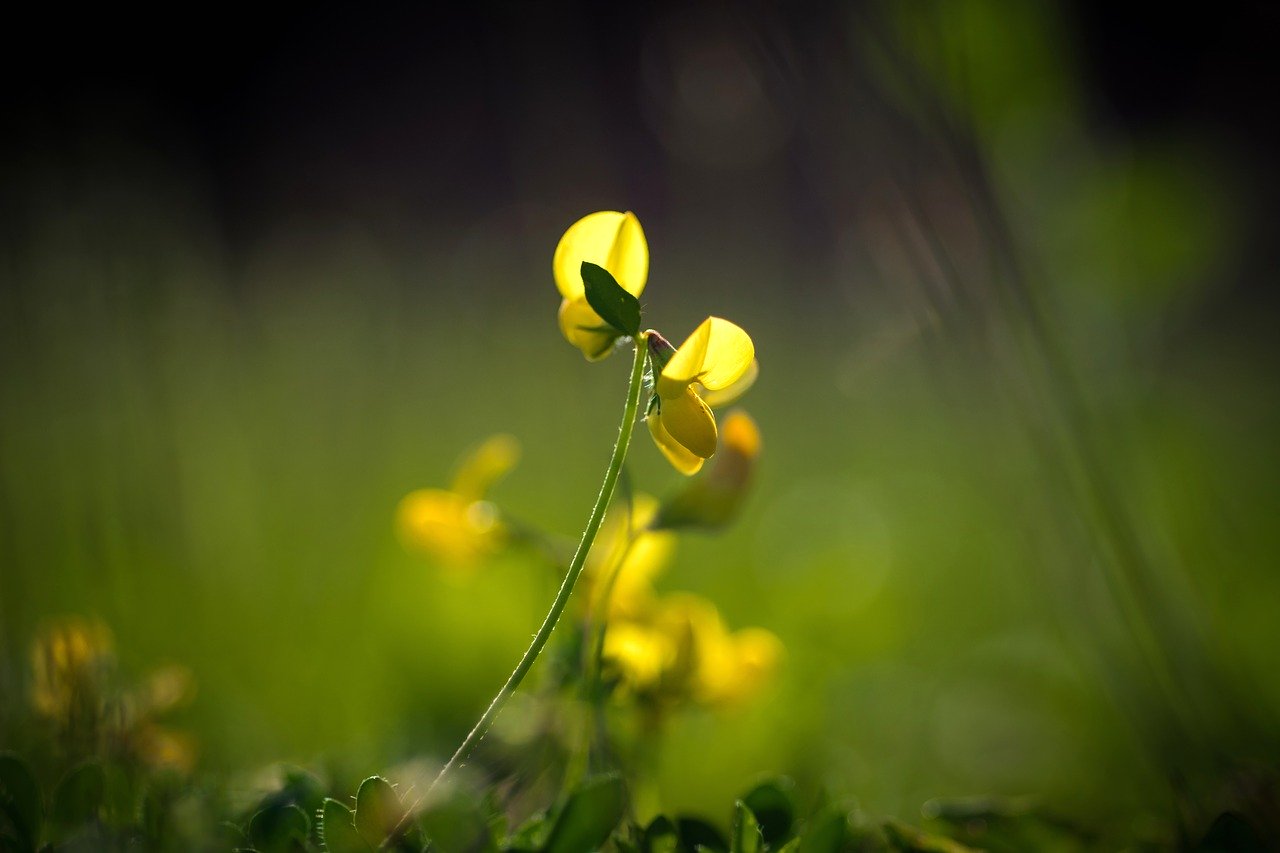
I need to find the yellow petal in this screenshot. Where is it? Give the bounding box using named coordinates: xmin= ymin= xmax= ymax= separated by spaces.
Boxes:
xmin=558 ymin=297 xmax=619 ymax=361
xmin=552 ymin=211 xmax=649 ymax=300
xmin=450 ymin=434 xmax=521 ymax=502
xmin=699 ymin=359 xmax=759 ymax=408
xmin=647 ymin=410 xmax=704 ymax=475
xmin=659 ymin=387 xmax=717 ymax=459
xmin=658 ymin=317 xmax=755 ymax=398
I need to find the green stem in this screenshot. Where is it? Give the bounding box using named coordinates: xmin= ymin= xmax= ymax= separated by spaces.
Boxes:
xmin=393 ymin=336 xmax=649 ymax=840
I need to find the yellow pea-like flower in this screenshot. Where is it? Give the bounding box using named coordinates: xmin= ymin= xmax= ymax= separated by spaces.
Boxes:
xmin=552 ymin=211 xmax=649 ymax=360
xmin=647 ymin=318 xmax=757 ymax=475
xmin=396 ymin=435 xmax=520 ymax=571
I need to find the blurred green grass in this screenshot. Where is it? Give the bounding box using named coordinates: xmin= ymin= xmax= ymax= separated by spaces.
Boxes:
xmin=2 ymin=176 xmax=1277 ymax=829
xmin=3 ymin=3 xmax=1279 ymax=835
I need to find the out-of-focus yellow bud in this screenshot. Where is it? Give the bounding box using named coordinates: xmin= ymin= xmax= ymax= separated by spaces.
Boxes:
xmin=396 ymin=435 xmax=520 ymax=571
xmin=654 ymin=409 xmax=761 ymax=531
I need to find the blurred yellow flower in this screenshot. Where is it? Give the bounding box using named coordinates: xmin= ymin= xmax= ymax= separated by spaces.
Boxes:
xmin=397 ymin=434 xmax=520 ymax=570
xmin=29 ymin=617 xmax=198 ymax=772
xmin=30 ymin=616 xmax=114 ymax=727
xmin=646 ymin=319 xmax=757 ymax=475
xmin=585 ymin=494 xmax=675 ymax=620
xmin=553 ymin=211 xmax=649 ymax=360
xmin=602 ymin=592 xmax=782 ymax=711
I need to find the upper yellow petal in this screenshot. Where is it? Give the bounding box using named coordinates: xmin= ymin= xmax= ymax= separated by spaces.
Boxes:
xmin=659 ymin=386 xmax=718 ymax=459
xmin=552 ymin=211 xmax=649 ymax=300
xmin=658 ymin=317 xmax=755 ymax=398
xmin=698 ymin=359 xmax=759 ymax=408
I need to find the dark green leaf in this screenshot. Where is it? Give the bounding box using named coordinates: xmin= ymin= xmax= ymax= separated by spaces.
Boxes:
xmin=354 ymin=776 xmax=403 ymax=848
xmin=675 ymin=817 xmax=728 ymax=853
xmin=52 ymin=761 xmax=105 ymax=830
xmin=543 ymin=774 xmax=626 ymax=853
xmin=740 ymin=780 xmax=796 ymax=849
xmin=0 ymin=752 xmax=41 ymax=852
xmin=320 ymin=798 xmax=369 ymax=853
xmin=1195 ymin=811 xmax=1265 ymax=852
xmin=581 ymin=262 xmax=641 ymax=337
xmin=731 ymin=802 xmax=762 ymax=853
xmin=643 ymin=816 xmax=679 ymax=853
xmin=249 ymin=802 xmax=310 ymax=853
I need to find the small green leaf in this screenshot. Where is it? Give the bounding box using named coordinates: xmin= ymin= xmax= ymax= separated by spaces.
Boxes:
xmin=675 ymin=817 xmax=728 ymax=853
xmin=249 ymin=802 xmax=310 ymax=852
xmin=581 ymin=262 xmax=641 ymax=337
xmin=320 ymin=798 xmax=369 ymax=853
xmin=0 ymin=752 xmax=41 ymax=853
xmin=52 ymin=761 xmax=105 ymax=830
xmin=643 ymin=816 xmax=679 ymax=853
xmin=354 ymin=776 xmax=402 ymax=848
xmin=543 ymin=774 xmax=626 ymax=853
xmin=740 ymin=780 xmax=796 ymax=849
xmin=731 ymin=802 xmax=762 ymax=853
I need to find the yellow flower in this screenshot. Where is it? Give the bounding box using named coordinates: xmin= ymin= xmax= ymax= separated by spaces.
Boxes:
xmin=30 ymin=616 xmax=114 ymax=725
xmin=396 ymin=435 xmax=520 ymax=570
xmin=553 ymin=211 xmax=649 ymax=360
xmin=646 ymin=318 xmax=757 ymax=475
xmin=602 ymin=592 xmax=782 ymax=710
xmin=602 ymin=622 xmax=675 ymax=693
xmin=585 ymin=494 xmax=675 ymax=620
xmin=657 ymin=594 xmax=782 ymax=708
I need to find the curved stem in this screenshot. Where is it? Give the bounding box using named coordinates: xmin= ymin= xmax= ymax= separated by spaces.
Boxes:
xmin=392 ymin=336 xmax=649 ymax=842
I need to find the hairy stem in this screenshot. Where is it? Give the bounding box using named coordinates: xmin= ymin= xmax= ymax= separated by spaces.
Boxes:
xmin=391 ymin=336 xmax=649 ymax=843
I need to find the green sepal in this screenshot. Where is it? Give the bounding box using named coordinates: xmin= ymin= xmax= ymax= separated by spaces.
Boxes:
xmin=581 ymin=262 xmax=641 ymax=337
